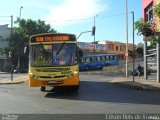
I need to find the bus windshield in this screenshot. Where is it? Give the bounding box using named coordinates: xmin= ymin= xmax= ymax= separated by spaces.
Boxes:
xmin=30 ymin=43 xmax=78 ymax=67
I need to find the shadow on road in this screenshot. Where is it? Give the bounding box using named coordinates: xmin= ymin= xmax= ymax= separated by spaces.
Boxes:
xmin=45 ymin=81 xmax=160 ymax=105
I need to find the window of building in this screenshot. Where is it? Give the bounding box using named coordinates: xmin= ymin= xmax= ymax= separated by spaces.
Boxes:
xmin=120 ymin=46 xmax=125 ymax=51
xmin=116 ymin=46 xmax=119 ymax=51
xmin=0 ymin=36 xmax=4 ymax=42
xmin=144 ymin=2 xmax=153 ymax=23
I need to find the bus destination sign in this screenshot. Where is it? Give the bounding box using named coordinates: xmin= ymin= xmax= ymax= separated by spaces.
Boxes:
xmin=36 ymin=36 xmax=69 ymax=42
xmin=31 ymin=34 xmax=76 ymax=43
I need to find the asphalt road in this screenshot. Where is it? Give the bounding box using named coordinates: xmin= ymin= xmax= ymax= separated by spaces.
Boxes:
xmin=0 ymin=73 xmax=160 ymax=116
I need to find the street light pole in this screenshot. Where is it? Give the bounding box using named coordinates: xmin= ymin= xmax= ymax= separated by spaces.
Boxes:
xmin=131 ymin=11 xmax=135 ymax=82
xmin=19 ymin=6 xmax=23 ymax=19
xmin=10 ymin=15 xmax=13 ymax=81
xmin=126 ymin=0 xmax=129 ymax=77
xmin=18 ymin=6 xmax=23 ymax=72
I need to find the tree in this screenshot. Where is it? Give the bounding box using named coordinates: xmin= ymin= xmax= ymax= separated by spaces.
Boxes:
xmin=135 ymin=19 xmax=157 ymax=48
xmin=8 ymin=18 xmax=57 ymax=68
xmin=135 ymin=19 xmax=155 ymax=37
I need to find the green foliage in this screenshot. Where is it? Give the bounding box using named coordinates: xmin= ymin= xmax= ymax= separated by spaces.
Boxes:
xmin=154 ymin=3 xmax=160 ymax=18
xmin=9 ymin=18 xmax=57 ymax=58
xmin=134 ymin=19 xmax=155 ymax=37
xmin=134 ymin=19 xmax=157 ymax=48
xmin=1 ymin=18 xmax=57 ymax=68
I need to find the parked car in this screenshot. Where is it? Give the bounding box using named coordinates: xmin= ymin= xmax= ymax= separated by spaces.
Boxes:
xmin=14 ymin=67 xmax=28 ymax=73
xmin=148 ymin=63 xmax=157 ymax=73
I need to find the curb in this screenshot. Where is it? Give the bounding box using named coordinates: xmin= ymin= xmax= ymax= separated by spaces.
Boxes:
xmin=80 ymin=71 xmax=105 ymax=75
xmin=0 ymin=76 xmax=27 ymax=85
xmin=0 ymin=80 xmax=25 ymax=85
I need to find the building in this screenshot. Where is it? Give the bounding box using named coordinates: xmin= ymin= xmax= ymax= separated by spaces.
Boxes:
xmin=0 ymin=24 xmax=11 ymax=71
xmin=99 ymin=40 xmax=136 ymax=60
xmin=78 ymin=41 xmax=136 ymax=60
xmin=77 ymin=42 xmax=106 ymax=53
xmin=142 ymin=0 xmax=160 ymax=30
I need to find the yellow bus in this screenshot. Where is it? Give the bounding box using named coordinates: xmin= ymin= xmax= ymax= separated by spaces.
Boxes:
xmin=28 ymin=33 xmax=80 ymax=91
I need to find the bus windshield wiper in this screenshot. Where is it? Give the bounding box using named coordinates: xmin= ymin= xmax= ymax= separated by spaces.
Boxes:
xmin=56 ymin=42 xmax=65 ymax=55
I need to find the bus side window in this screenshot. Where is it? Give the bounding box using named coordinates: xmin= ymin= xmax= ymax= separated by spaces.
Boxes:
xmin=115 ymin=55 xmax=118 ymax=60
xmin=100 ymin=56 xmax=102 ymax=61
xmin=106 ymin=56 xmax=109 ymax=61
xmin=92 ymin=57 xmax=96 ymax=62
xmin=97 ymin=56 xmax=100 ymax=61
xmin=112 ymin=56 xmax=114 ymax=60
xmin=102 ymin=56 xmax=105 ymax=61
xmin=86 ymin=57 xmax=90 ymax=63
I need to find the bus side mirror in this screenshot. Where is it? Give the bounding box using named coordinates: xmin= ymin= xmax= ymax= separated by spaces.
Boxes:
xmin=24 ymin=46 xmax=29 ymax=54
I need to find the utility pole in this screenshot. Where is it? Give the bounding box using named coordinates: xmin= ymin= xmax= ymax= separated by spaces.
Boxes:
xmin=131 ymin=11 xmax=135 ymax=82
xmin=10 ymin=15 xmax=13 ymax=81
xmin=11 ymin=15 xmax=13 ymax=37
xmin=126 ymin=0 xmax=129 ymax=77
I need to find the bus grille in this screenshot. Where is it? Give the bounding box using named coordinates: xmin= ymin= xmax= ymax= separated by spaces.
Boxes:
xmin=39 ymin=75 xmax=66 ymax=79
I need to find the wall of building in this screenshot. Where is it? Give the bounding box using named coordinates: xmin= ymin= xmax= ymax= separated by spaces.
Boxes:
xmin=0 ymin=24 xmax=11 ymax=71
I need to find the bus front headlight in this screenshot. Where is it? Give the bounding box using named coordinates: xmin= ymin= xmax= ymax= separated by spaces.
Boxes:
xmin=74 ymin=70 xmax=78 ymax=74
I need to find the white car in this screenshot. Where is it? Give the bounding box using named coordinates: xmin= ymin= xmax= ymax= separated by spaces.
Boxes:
xmin=148 ymin=63 xmax=157 ymax=73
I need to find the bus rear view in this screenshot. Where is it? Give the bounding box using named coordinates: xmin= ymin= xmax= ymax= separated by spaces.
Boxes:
xmin=28 ymin=33 xmax=80 ymax=91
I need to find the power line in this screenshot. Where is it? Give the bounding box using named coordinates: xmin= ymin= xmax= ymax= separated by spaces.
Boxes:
xmin=98 ymin=12 xmax=126 ymax=19
xmin=45 ymin=17 xmax=92 ymax=23
xmin=45 ymin=12 xmax=128 ymax=23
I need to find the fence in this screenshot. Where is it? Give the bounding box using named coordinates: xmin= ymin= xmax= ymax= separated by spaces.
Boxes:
xmin=103 ymin=59 xmax=143 ymax=76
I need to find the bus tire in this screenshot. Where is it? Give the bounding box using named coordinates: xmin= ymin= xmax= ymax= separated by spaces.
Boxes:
xmin=40 ymin=86 xmax=46 ymax=92
xmin=71 ymin=86 xmax=79 ymax=91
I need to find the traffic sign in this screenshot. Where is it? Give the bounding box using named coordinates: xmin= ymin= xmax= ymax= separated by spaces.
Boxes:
xmin=125 ymin=53 xmax=128 ymax=56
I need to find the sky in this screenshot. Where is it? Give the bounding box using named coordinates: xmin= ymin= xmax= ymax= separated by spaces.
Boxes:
xmin=0 ymin=0 xmax=143 ymax=44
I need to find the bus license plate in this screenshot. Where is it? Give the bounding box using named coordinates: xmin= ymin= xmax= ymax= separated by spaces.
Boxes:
xmin=49 ymin=81 xmax=57 ymax=84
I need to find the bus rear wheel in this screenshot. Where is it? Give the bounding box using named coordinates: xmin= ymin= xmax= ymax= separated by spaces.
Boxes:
xmin=40 ymin=86 xmax=46 ymax=92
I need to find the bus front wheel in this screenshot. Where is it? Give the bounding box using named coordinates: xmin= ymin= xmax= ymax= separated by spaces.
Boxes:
xmin=40 ymin=86 xmax=46 ymax=92
xmin=71 ymin=86 xmax=79 ymax=91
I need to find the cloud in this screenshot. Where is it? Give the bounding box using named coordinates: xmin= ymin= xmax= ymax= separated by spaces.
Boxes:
xmin=44 ymin=0 xmax=107 ymax=26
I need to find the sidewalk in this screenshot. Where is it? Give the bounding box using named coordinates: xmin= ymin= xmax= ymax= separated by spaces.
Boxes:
xmin=109 ymin=76 xmax=160 ymax=91
xmin=80 ymin=71 xmax=160 ymax=91
xmin=0 ymin=74 xmax=27 ymax=85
